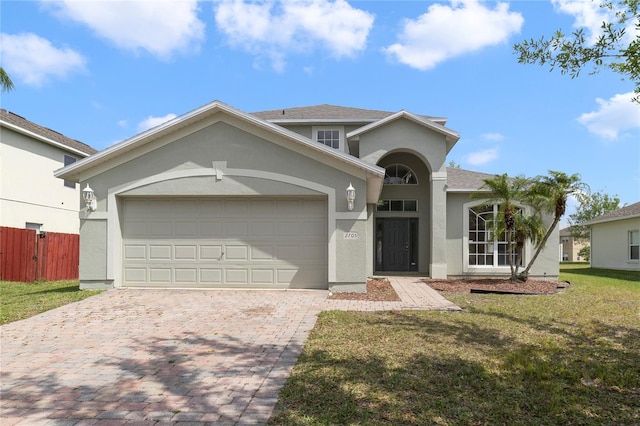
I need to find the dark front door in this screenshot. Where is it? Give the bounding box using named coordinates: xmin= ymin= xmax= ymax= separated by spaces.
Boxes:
xmin=376 ymin=218 xmax=418 ymax=272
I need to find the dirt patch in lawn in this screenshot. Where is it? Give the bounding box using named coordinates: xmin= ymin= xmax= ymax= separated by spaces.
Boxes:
xmin=328 ymin=278 xmax=401 ymax=301
xmin=426 ymin=278 xmax=566 ymax=295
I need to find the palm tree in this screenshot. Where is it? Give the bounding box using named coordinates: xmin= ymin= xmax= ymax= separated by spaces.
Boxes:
xmin=518 ymin=170 xmax=588 ymax=280
xmin=512 ymin=211 xmax=545 ymax=273
xmin=1 ymin=67 xmax=14 ymax=92
xmin=474 ymin=173 xmax=532 ymax=281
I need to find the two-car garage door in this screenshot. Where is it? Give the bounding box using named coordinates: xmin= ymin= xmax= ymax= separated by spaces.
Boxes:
xmin=122 ymin=198 xmax=327 ymax=289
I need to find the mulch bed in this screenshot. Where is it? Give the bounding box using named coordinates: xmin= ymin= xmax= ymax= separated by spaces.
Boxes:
xmin=328 ymin=277 xmax=567 ymax=301
xmin=427 ymin=278 xmax=566 ymax=295
xmin=328 ymin=278 xmax=401 ymax=301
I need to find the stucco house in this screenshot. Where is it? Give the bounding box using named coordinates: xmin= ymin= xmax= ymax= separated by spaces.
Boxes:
xmin=584 ymin=202 xmax=640 ymax=271
xmin=55 ymin=101 xmax=559 ymax=291
xmin=1 ymin=109 xmax=97 ymax=234
xmin=559 ymin=227 xmax=588 ymax=261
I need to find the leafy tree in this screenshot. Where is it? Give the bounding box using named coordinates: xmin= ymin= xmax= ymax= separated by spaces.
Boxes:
xmin=448 ymin=160 xmax=461 ymax=169
xmin=514 ymin=0 xmax=640 ymax=101
xmin=578 ymin=245 xmax=591 ymax=261
xmin=0 ymin=67 xmax=14 ymax=93
xmin=569 ymin=191 xmax=621 ymax=239
xmin=519 ymin=171 xmax=588 ymax=280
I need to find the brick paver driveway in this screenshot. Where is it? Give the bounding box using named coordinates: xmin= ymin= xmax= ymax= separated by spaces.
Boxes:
xmin=1 ymin=289 xmax=327 ymax=425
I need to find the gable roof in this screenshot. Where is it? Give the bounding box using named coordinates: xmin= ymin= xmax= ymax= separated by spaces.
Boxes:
xmin=583 ymin=201 xmax=640 ymax=226
xmin=347 ymin=110 xmax=459 ymax=153
xmin=55 ymin=100 xmax=385 ymax=199
xmin=252 ymin=104 xmax=448 ymax=125
xmin=0 ymin=109 xmax=96 ymax=157
xmin=446 ymin=167 xmax=496 ymax=192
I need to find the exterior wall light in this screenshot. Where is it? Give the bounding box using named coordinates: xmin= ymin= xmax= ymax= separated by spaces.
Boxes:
xmin=82 ymin=183 xmax=97 ymax=211
xmin=346 ymin=183 xmax=356 ymax=211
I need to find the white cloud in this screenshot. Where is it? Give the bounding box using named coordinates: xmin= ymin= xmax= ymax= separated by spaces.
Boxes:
xmin=117 ymin=120 xmax=128 ymax=128
xmin=481 ymin=132 xmax=505 ymax=141
xmin=0 ymin=32 xmax=86 ymax=86
xmin=383 ymin=0 xmax=523 ymax=70
xmin=214 ymin=0 xmax=374 ymax=71
xmin=46 ymin=0 xmax=204 ymax=59
xmin=137 ymin=113 xmax=178 ymax=132
xmin=552 ymin=0 xmax=637 ymax=45
xmin=577 ymin=92 xmax=640 ymax=140
xmin=465 ymin=148 xmax=499 ymax=166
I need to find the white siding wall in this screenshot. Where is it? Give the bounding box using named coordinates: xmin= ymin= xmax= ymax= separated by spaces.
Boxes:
xmin=591 ymin=218 xmax=640 ymax=271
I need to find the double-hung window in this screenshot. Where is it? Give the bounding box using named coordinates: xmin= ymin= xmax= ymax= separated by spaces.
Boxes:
xmin=630 ymin=230 xmax=639 ymax=261
xmin=313 ymin=127 xmax=343 ymax=150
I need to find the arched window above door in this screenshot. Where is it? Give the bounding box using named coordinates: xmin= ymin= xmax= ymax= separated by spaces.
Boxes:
xmin=384 ymin=164 xmax=418 ymax=185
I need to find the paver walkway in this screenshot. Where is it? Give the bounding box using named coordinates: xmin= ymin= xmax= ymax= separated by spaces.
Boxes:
xmin=1 ymin=278 xmax=459 ymax=425
xmin=325 ymin=276 xmax=462 ymax=312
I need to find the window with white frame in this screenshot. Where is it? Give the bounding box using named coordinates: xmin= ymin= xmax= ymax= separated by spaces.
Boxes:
xmin=384 ymin=164 xmax=417 ymax=185
xmin=314 ymin=127 xmax=342 ymax=149
xmin=468 ymin=204 xmax=521 ymax=267
xmin=630 ymin=230 xmax=639 ymax=260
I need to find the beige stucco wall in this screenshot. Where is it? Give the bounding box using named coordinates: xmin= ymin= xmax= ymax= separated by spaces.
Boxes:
xmin=590 ymin=218 xmax=640 ymax=271
xmin=559 ymin=234 xmax=588 ymax=262
xmin=446 ymin=192 xmax=560 ymax=279
xmin=78 ymin=116 xmax=370 ymax=289
xmin=0 ymin=126 xmax=82 ymax=234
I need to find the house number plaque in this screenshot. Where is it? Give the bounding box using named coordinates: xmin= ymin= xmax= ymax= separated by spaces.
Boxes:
xmin=344 ymin=232 xmax=359 ymax=240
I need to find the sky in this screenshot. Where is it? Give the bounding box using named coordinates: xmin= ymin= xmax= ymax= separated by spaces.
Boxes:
xmin=2 ymin=0 xmax=639 ymax=225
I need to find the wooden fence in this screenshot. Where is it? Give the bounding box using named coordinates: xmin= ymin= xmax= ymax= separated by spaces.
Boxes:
xmin=0 ymin=227 xmax=79 ymax=282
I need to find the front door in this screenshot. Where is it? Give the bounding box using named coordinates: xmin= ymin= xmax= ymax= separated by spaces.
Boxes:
xmin=376 ymin=218 xmax=418 ymax=272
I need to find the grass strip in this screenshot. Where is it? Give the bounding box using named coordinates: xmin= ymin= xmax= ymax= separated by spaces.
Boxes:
xmin=0 ymin=280 xmax=102 ymax=325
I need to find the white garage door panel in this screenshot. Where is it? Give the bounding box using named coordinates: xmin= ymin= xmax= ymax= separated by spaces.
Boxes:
xmin=122 ymin=198 xmax=327 ymax=288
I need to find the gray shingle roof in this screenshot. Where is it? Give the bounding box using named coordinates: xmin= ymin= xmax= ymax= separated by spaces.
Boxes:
xmin=446 ymin=167 xmax=496 ymax=191
xmin=252 ymin=104 xmax=446 ymax=124
xmin=1 ymin=109 xmax=97 ymax=156
xmin=584 ymin=201 xmax=640 ymax=225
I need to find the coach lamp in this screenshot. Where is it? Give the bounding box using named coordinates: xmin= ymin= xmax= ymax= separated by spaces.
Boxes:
xmin=346 ymin=183 xmax=356 ymax=211
xmin=82 ymin=183 xmax=97 ymax=212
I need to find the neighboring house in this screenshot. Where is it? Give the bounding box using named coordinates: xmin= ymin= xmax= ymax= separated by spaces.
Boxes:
xmin=55 ymin=101 xmax=559 ymax=291
xmin=559 ymin=227 xmax=587 ymax=261
xmin=1 ymin=109 xmax=97 ymax=234
xmin=584 ymin=202 xmax=640 ymax=271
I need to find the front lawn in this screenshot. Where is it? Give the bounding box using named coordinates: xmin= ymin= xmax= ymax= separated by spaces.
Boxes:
xmin=0 ymin=280 xmax=102 ymax=325
xmin=269 ymin=265 xmax=640 ymax=425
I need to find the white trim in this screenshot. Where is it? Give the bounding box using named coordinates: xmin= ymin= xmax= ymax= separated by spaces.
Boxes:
xmin=1 ymin=120 xmax=94 ymax=157
xmin=55 ymin=100 xmax=384 ymax=182
xmin=312 ymin=126 xmax=345 ymax=152
xmin=346 ymin=110 xmax=460 ymax=153
xmin=629 ymin=229 xmax=639 ymax=262
xmin=103 ymin=166 xmax=338 ymax=286
xmin=462 ymin=199 xmax=533 ymax=273
xmin=586 ymin=213 xmax=640 ymax=226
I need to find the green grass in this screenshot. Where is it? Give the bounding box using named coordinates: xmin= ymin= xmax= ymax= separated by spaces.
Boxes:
xmin=0 ymin=280 xmax=102 ymax=325
xmin=269 ymin=265 xmax=640 ymax=425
